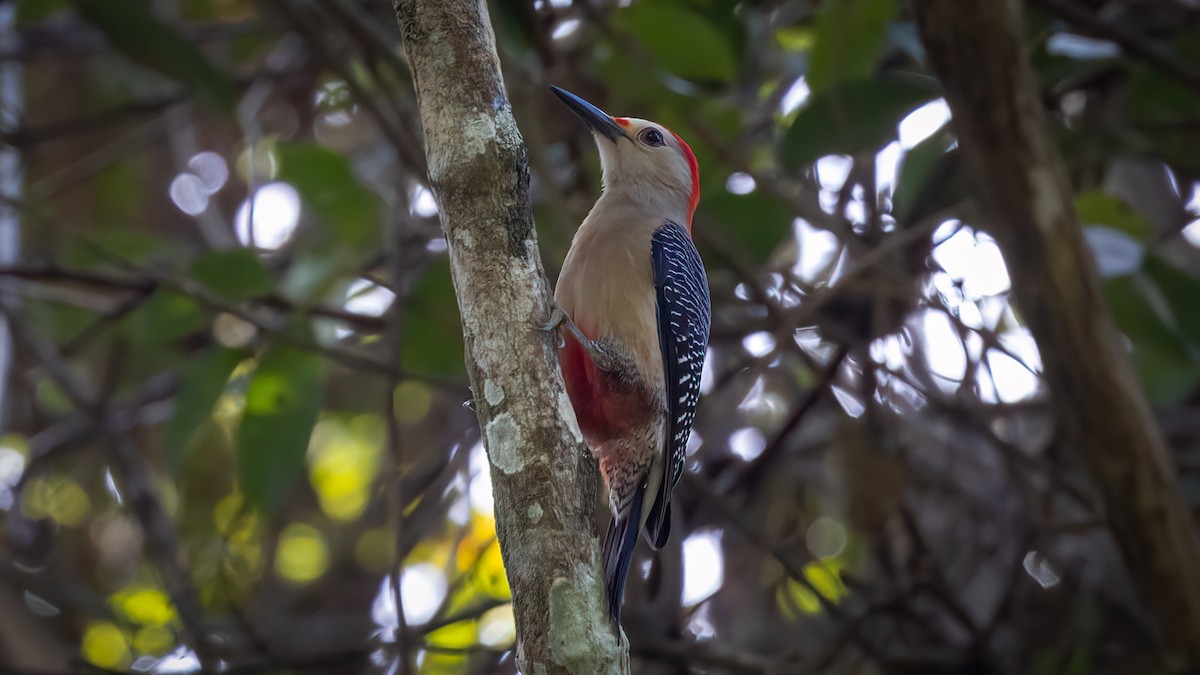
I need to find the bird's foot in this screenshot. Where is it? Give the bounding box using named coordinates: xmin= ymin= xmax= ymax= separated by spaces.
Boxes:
xmin=537 ymin=307 xmax=570 ymax=349
xmin=538 ymin=307 xmax=608 ymax=362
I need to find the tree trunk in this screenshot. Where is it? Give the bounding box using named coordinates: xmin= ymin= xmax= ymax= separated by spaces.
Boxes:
xmin=912 ymin=1 xmax=1200 ymax=671
xmin=391 ymin=1 xmax=627 ymax=672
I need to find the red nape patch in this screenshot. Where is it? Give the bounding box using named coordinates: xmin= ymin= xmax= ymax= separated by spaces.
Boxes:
xmin=613 ymin=117 xmax=632 ymax=128
xmin=669 ymin=129 xmax=701 ymax=227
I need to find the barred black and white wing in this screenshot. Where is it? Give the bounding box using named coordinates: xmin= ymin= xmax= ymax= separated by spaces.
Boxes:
xmin=645 ymin=220 xmax=710 ymax=548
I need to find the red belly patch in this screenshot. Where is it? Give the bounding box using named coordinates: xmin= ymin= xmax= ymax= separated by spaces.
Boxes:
xmin=560 ymin=332 xmax=651 ymax=445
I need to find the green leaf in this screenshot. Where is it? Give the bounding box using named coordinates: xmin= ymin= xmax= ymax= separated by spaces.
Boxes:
xmin=401 ymin=259 xmax=465 ymax=378
xmin=18 ymin=0 xmax=70 ymax=24
xmin=615 ymin=4 xmax=736 ymax=82
xmin=124 ymin=290 xmax=205 ymax=349
xmin=65 ymin=230 xmax=179 ymax=274
xmin=71 ymin=0 xmax=233 ymax=110
xmin=782 ymin=76 xmax=937 ymax=169
xmin=237 ymin=340 xmax=324 ymax=513
xmin=1104 ymin=275 xmax=1200 ymax=404
xmin=277 ymin=142 xmax=379 ymax=248
xmin=191 ymin=249 xmax=274 ymax=302
xmin=775 ymin=27 xmax=813 ymax=53
xmin=1124 ymin=54 xmax=1200 ymax=172
xmin=90 ymin=159 xmax=151 ymax=226
xmin=280 ymin=249 xmax=361 ymax=304
xmin=166 ymin=347 xmax=244 ymax=475
xmin=1074 ymin=191 xmax=1152 ymax=241
xmin=891 ymin=128 xmax=962 ymax=226
xmin=808 ymin=0 xmax=896 ymax=92
xmin=1126 ymin=64 xmax=1200 ymax=121
xmin=1143 ymin=255 xmax=1200 ymax=345
xmin=704 ymin=190 xmax=793 ymax=262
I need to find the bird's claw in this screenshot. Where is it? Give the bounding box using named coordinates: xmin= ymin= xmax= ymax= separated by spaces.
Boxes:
xmin=538 ymin=307 xmax=603 ymax=356
xmin=539 ymin=307 xmax=568 ymax=333
xmin=538 ymin=307 xmax=569 ymax=348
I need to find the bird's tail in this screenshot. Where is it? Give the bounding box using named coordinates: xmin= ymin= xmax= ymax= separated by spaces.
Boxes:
xmin=601 ymin=481 xmax=646 ymax=624
xmin=644 ymin=496 xmax=671 ymax=550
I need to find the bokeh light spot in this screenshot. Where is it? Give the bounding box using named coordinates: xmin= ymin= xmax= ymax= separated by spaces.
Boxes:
xmin=374 ymin=564 xmax=448 ymax=629
xmin=22 ymin=474 xmax=89 ymax=526
xmin=235 ymin=182 xmax=300 ymax=250
xmin=151 ymin=647 xmax=200 ymax=674
xmin=169 ymin=173 xmax=208 ymax=216
xmin=777 ymin=560 xmax=846 ymax=619
xmin=1023 ymin=550 xmax=1062 ymax=588
xmin=235 ymin=141 xmax=278 ymax=182
xmin=932 ymin=225 xmax=1011 ymax=298
xmin=400 ymin=564 xmax=448 ymax=624
xmin=805 ymin=517 xmax=847 ymax=559
xmin=0 ymin=434 xmax=28 ymax=511
xmin=551 ymin=18 xmax=581 ymax=40
xmin=308 ymin=417 xmax=383 ymax=521
xmin=82 ymin=621 xmax=132 ymax=670
xmin=112 ymin=587 xmax=177 ymax=626
xmin=393 ymin=380 xmax=433 ymax=424
xmin=780 ymin=76 xmax=810 ymax=115
xmin=729 ymin=427 xmax=765 ymax=461
xmin=426 ymin=620 xmax=477 ymax=650
xmin=478 ymin=605 xmax=515 ymax=648
xmin=742 ymin=331 xmax=776 ymax=357
xmin=213 ymin=313 xmax=257 ymax=348
xmin=468 ymin=441 xmax=495 ymax=518
xmin=356 ymin=527 xmax=395 ymax=573
xmin=275 ymin=523 xmax=329 ymax=583
xmin=898 ymin=99 xmax=950 ymax=149
xmin=345 ymin=278 xmax=395 ymax=317
xmin=187 ymin=151 xmax=229 ymax=194
xmin=132 ymin=625 xmax=176 ymax=656
xmin=682 ymin=531 xmax=724 ymax=605
xmin=725 ymin=172 xmax=756 ymax=195
xmin=411 ymin=185 xmax=439 ymax=217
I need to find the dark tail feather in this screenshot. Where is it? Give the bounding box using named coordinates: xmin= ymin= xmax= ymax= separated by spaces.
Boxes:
xmin=601 ymin=483 xmax=645 ymax=624
xmin=645 ymin=500 xmax=671 ymax=550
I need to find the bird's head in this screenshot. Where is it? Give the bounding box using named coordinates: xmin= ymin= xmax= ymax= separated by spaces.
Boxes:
xmin=551 ymin=86 xmax=700 ymax=227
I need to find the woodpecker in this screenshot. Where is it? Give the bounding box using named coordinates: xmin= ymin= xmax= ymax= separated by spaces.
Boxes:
xmin=545 ymin=86 xmax=711 ymax=624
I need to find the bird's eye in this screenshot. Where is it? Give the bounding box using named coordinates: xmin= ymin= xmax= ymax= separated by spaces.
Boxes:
xmin=640 ymin=128 xmax=665 ymax=147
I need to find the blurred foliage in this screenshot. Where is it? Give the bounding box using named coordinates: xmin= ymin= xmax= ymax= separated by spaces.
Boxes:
xmin=781 ymin=75 xmax=936 ymax=168
xmin=1 ymin=0 xmax=1199 ymax=674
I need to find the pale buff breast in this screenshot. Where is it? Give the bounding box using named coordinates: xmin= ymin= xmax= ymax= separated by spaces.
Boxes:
xmin=554 ymin=202 xmax=665 ymax=393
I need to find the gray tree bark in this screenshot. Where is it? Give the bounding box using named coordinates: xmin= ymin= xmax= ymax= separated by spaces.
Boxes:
xmin=392 ymin=1 xmax=627 ymax=672
xmin=912 ymin=1 xmax=1200 ymax=671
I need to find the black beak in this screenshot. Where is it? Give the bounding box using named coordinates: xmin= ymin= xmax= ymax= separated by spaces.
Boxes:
xmin=550 ymin=86 xmax=626 ymax=143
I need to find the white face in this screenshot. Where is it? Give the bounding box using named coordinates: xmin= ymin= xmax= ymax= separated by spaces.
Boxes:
xmin=595 ymin=117 xmax=697 ymax=222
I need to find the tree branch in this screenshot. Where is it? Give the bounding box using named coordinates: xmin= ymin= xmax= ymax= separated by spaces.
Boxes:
xmin=911 ymin=1 xmax=1200 ymax=671
xmin=392 ymin=1 xmax=625 ymax=673
xmin=1029 ymin=0 xmax=1200 ymax=92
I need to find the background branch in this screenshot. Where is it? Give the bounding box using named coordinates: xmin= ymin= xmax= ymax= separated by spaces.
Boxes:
xmin=913 ymin=1 xmax=1200 ymax=670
